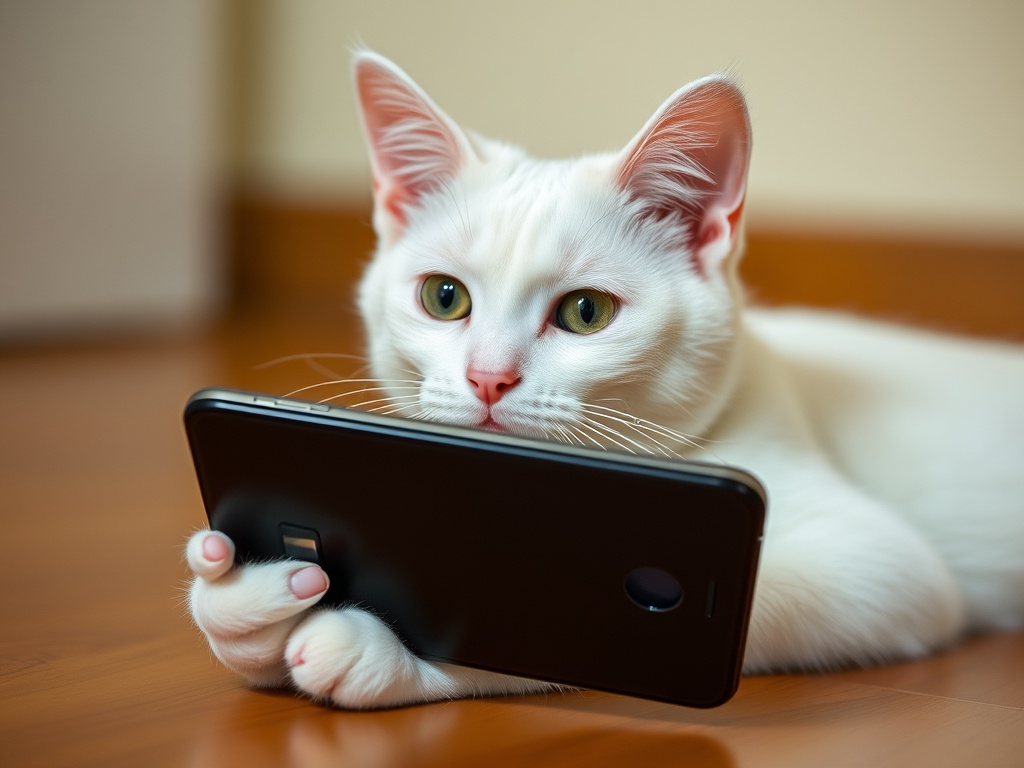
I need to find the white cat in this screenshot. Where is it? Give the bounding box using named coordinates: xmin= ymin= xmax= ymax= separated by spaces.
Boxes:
xmin=188 ymin=51 xmax=1024 ymax=709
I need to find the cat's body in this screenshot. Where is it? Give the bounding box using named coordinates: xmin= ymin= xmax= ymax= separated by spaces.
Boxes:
xmin=187 ymin=52 xmax=1024 ymax=708
xmin=720 ymin=310 xmax=1023 ymax=669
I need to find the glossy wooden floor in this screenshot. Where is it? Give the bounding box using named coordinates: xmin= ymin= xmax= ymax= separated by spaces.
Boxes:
xmin=1 ymin=310 xmax=1022 ymax=768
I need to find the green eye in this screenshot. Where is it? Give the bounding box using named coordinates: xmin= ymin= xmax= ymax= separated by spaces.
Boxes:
xmin=421 ymin=275 xmax=471 ymax=320
xmin=555 ymin=290 xmax=615 ymax=334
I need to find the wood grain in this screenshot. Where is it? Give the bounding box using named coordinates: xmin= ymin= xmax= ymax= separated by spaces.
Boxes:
xmin=1 ymin=312 xmax=1021 ymax=768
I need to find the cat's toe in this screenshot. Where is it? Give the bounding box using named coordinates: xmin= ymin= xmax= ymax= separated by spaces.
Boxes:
xmin=284 ymin=610 xmax=370 ymax=704
xmin=190 ymin=561 xmax=328 ymax=640
xmin=285 ymin=608 xmax=425 ymax=709
xmin=186 ymin=529 xmax=235 ymax=580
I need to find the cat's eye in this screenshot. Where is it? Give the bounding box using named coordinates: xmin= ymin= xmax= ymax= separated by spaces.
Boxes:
xmin=420 ymin=274 xmax=472 ymax=321
xmin=555 ymin=290 xmax=615 ymax=335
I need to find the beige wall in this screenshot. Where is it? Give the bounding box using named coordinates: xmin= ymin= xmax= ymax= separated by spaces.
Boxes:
xmin=235 ymin=0 xmax=1024 ymax=242
xmin=0 ymin=1 xmax=225 ymax=339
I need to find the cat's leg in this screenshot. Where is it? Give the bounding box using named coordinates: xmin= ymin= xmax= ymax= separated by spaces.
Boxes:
xmin=741 ymin=472 xmax=967 ymax=673
xmin=187 ymin=530 xmax=552 ymax=708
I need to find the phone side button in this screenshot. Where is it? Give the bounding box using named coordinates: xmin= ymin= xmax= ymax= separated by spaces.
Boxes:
xmin=279 ymin=524 xmax=323 ymax=564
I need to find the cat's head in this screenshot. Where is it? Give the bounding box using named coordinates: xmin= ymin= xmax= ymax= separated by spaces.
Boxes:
xmin=352 ymin=51 xmax=750 ymax=454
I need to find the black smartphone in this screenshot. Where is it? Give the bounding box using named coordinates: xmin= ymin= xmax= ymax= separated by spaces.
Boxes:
xmin=184 ymin=387 xmax=766 ymax=708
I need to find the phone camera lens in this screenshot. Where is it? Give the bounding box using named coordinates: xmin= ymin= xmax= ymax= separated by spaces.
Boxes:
xmin=624 ymin=566 xmax=683 ymax=612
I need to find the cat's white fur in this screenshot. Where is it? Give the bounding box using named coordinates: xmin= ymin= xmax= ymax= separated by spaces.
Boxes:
xmin=188 ymin=51 xmax=1024 ymax=708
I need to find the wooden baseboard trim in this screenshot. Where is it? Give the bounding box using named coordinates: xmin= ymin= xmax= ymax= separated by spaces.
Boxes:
xmin=228 ymin=195 xmax=1024 ymax=341
xmin=742 ymin=229 xmax=1024 ymax=340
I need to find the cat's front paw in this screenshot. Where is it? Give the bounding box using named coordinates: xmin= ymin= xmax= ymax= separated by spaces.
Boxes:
xmin=188 ymin=531 xmax=554 ymax=709
xmin=187 ymin=529 xmax=330 ymax=687
xmin=285 ymin=607 xmax=455 ymax=709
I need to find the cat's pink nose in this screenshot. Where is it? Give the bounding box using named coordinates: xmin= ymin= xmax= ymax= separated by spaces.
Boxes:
xmin=467 ymin=369 xmax=521 ymax=406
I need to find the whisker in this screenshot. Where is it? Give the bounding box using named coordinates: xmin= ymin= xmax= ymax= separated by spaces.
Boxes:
xmin=546 ymin=424 xmax=581 ymax=447
xmin=391 ymin=365 xmax=425 ymax=381
xmin=550 ymin=423 xmax=579 ymax=445
xmin=574 ymin=420 xmax=636 ymax=455
xmin=580 ymin=416 xmax=663 ymax=456
xmin=565 ymin=425 xmax=600 ymax=449
xmin=282 ymin=378 xmax=422 ymax=399
xmin=583 ymin=403 xmax=711 ymax=450
xmin=369 ymin=401 xmax=425 ymax=417
xmin=592 ymin=397 xmax=633 ymax=410
xmin=367 ymin=399 xmax=418 ymax=412
xmin=253 ymin=352 xmax=369 ymax=370
xmin=315 ymin=385 xmax=420 ymax=404
xmin=580 ymin=404 xmax=730 ymax=463
xmin=307 ymin=359 xmax=347 ymax=381
xmin=609 ymin=426 xmax=684 ymax=459
xmin=346 ymin=394 xmax=422 ymax=410
xmin=253 ymin=354 xmax=371 ymax=383
xmin=583 ymin=408 xmax=690 ymax=454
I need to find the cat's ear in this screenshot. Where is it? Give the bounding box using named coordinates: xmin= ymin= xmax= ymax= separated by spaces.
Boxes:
xmin=353 ymin=51 xmax=476 ymax=245
xmin=616 ymin=75 xmax=751 ymax=275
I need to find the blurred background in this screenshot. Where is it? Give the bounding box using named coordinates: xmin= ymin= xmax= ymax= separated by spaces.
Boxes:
xmin=2 ymin=0 xmax=1022 ymax=344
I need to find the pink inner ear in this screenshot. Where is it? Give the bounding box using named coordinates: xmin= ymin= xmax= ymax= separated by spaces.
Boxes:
xmin=373 ymin=177 xmax=413 ymax=229
xmin=354 ymin=54 xmax=470 ymax=242
xmin=616 ymin=77 xmax=751 ymax=275
xmin=369 ymin=176 xmax=406 ymax=229
xmin=696 ymin=216 xmax=725 ymax=251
